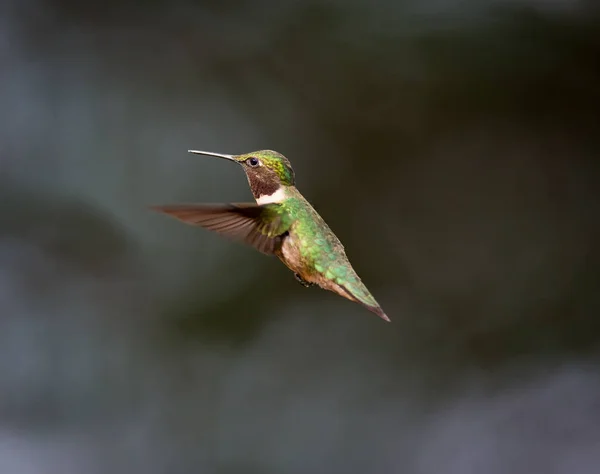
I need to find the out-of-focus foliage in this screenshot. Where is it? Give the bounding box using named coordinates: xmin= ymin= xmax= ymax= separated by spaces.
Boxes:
xmin=1 ymin=1 xmax=599 ymax=473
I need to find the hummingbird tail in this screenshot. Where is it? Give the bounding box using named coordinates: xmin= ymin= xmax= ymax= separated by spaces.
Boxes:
xmin=364 ymin=304 xmax=390 ymax=322
xmin=337 ymin=284 xmax=391 ymax=322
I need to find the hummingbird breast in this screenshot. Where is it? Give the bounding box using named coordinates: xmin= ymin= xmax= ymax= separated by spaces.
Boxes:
xmin=277 ymin=232 xmax=321 ymax=282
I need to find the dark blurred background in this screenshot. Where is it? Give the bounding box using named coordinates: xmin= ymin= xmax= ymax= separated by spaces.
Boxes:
xmin=1 ymin=0 xmax=600 ymax=472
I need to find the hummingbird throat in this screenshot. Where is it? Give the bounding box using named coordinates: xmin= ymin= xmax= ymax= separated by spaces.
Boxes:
xmin=256 ymin=187 xmax=286 ymax=205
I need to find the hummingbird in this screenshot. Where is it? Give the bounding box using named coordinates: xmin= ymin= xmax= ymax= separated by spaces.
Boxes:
xmin=152 ymin=149 xmax=389 ymax=322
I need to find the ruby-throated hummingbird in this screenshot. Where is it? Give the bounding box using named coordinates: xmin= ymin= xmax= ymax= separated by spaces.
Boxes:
xmin=152 ymin=149 xmax=389 ymax=322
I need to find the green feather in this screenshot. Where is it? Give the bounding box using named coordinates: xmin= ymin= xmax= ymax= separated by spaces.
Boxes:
xmin=278 ymin=192 xmax=380 ymax=309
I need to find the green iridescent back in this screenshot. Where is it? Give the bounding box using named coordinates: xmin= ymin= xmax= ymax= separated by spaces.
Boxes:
xmin=280 ymin=188 xmax=379 ymax=308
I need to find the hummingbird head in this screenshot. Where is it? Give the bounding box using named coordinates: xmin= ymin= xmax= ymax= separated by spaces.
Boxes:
xmin=188 ymin=149 xmax=295 ymax=204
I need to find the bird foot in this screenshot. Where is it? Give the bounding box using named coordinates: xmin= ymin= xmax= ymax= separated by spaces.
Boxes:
xmin=294 ymin=273 xmax=314 ymax=288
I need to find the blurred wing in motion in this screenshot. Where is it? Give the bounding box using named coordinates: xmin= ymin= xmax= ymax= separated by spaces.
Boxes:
xmin=152 ymin=203 xmax=291 ymax=255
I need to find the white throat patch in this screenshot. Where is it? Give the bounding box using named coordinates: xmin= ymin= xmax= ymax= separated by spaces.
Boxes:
xmin=256 ymin=187 xmax=286 ymax=205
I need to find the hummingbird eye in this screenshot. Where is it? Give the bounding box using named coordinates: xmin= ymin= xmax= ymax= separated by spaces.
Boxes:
xmin=247 ymin=157 xmax=260 ymax=167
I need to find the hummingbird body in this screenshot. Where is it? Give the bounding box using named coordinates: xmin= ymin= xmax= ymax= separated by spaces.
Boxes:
xmin=273 ymin=187 xmax=385 ymax=317
xmin=153 ymin=149 xmax=389 ymax=322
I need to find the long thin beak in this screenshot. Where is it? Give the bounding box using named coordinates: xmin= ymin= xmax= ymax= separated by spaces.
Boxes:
xmin=188 ymin=150 xmax=236 ymax=161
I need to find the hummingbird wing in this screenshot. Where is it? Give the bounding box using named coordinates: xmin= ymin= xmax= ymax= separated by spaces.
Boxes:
xmin=151 ymin=203 xmax=291 ymax=255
